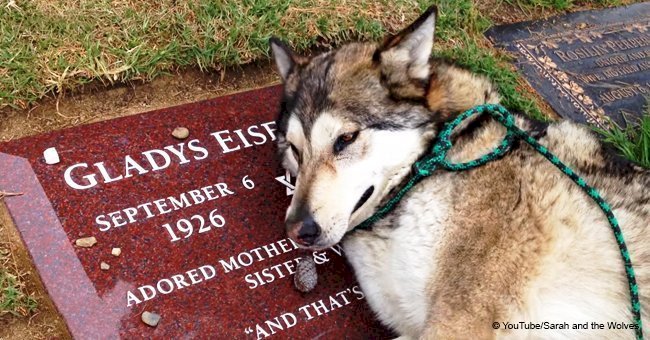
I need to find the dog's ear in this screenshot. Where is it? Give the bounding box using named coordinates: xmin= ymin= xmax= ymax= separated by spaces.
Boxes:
xmin=375 ymin=6 xmax=437 ymax=80
xmin=269 ymin=37 xmax=299 ymax=82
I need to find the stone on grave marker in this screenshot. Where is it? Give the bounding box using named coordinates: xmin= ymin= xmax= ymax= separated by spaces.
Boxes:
xmin=75 ymin=236 xmax=97 ymax=248
xmin=0 ymin=86 xmax=394 ymax=338
xmin=141 ymin=311 xmax=161 ymax=327
xmin=43 ymin=147 xmax=60 ymax=165
xmin=486 ymin=3 xmax=649 ymax=127
xmin=171 ymin=126 xmax=189 ymax=140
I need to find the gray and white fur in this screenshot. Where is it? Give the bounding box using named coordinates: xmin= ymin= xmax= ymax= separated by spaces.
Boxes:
xmin=270 ymin=6 xmax=650 ymax=339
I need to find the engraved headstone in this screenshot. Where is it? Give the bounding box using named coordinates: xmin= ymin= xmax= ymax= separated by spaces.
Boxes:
xmin=486 ymin=3 xmax=649 ymax=127
xmin=0 ymin=86 xmax=393 ymax=338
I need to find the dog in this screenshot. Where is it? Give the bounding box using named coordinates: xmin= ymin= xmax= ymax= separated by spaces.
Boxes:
xmin=269 ymin=5 xmax=650 ymax=339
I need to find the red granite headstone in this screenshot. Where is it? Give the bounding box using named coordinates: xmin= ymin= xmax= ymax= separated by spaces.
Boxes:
xmin=0 ymin=86 xmax=393 ymax=339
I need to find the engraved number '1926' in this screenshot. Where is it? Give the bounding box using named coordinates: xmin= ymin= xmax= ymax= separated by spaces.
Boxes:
xmin=161 ymin=208 xmax=225 ymax=242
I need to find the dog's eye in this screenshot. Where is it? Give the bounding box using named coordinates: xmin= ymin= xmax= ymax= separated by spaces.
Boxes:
xmin=334 ymin=131 xmax=359 ymax=153
xmin=289 ymin=143 xmax=301 ymax=164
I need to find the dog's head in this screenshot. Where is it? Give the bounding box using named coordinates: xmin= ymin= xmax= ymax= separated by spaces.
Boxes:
xmin=271 ymin=7 xmax=442 ymax=249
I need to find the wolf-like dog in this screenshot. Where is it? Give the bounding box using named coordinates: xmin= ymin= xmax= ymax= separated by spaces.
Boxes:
xmin=269 ymin=6 xmax=650 ymax=339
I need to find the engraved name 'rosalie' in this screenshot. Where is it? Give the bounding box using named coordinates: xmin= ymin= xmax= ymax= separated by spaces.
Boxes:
xmin=62 ymin=122 xmax=277 ymax=190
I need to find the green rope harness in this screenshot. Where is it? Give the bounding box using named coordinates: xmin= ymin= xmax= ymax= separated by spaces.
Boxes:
xmin=355 ymin=104 xmax=643 ymax=339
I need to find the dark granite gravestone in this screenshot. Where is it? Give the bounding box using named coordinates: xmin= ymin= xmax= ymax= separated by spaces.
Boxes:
xmin=0 ymin=86 xmax=393 ymax=339
xmin=486 ymin=3 xmax=649 ymax=127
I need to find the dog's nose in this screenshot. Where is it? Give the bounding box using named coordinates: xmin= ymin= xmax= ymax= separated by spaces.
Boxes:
xmin=287 ymin=210 xmax=321 ymax=246
xmin=297 ymin=214 xmax=321 ymax=245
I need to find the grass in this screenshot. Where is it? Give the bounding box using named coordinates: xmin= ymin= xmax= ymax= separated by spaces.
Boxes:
xmin=0 ymin=0 xmax=423 ymax=109
xmin=506 ymin=0 xmax=627 ymax=11
xmin=1 ymin=246 xmax=38 ymax=318
xmin=0 ymin=0 xmax=641 ymax=117
xmin=0 ymin=0 xmax=547 ymax=121
xmin=0 ymin=0 xmax=576 ymax=113
xmin=595 ymin=106 xmax=650 ymax=168
xmin=1 ymin=271 xmax=38 ymax=317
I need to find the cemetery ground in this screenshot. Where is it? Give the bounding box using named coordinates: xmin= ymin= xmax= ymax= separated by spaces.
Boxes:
xmin=0 ymin=0 xmax=647 ymax=338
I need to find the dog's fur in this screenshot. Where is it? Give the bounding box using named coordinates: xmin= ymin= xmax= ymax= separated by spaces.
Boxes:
xmin=270 ymin=6 xmax=650 ymax=339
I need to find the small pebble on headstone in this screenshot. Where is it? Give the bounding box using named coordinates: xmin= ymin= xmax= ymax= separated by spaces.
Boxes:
xmin=100 ymin=262 xmax=110 ymax=270
xmin=141 ymin=311 xmax=161 ymax=327
xmin=75 ymin=236 xmax=97 ymax=248
xmin=111 ymin=247 xmax=121 ymax=256
xmin=43 ymin=147 xmax=60 ymax=165
xmin=294 ymin=255 xmax=318 ymax=293
xmin=171 ymin=127 xmax=189 ymax=139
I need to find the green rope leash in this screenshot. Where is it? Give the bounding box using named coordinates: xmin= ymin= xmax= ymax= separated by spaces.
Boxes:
xmin=355 ymin=104 xmax=643 ymax=339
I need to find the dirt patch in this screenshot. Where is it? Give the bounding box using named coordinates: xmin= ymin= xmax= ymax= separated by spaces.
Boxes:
xmin=0 ymin=62 xmax=280 ymax=142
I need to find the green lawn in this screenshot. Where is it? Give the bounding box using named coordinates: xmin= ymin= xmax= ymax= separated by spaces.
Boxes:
xmin=1 ymin=0 xmax=425 ymax=109
xmin=0 ymin=0 xmax=583 ymax=111
xmin=0 ymin=0 xmax=638 ymax=119
xmin=2 ymin=0 xmax=639 ymax=116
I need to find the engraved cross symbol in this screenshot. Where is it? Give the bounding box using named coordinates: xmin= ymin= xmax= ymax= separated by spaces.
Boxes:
xmin=275 ymin=170 xmax=295 ymax=196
